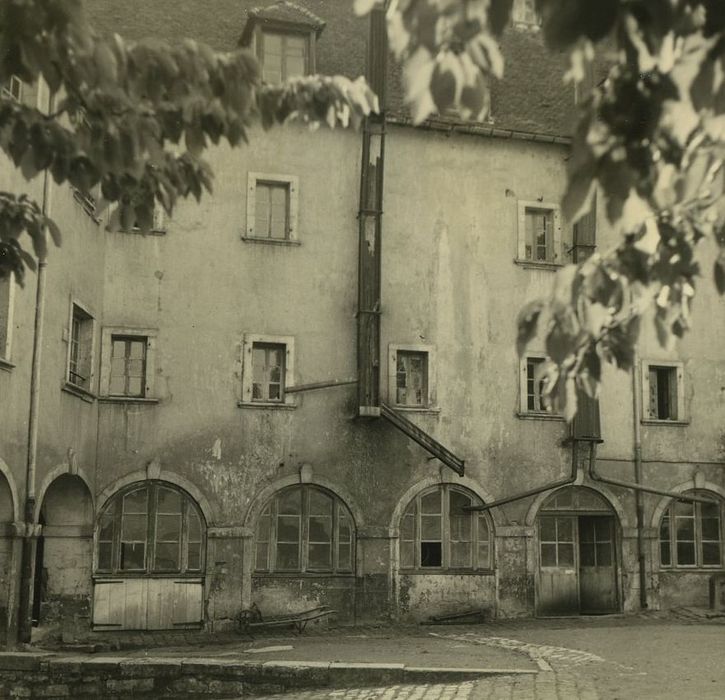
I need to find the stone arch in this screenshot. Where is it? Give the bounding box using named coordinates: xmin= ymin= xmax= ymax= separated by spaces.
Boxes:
xmin=650 ymin=478 xmax=725 ymax=530
xmin=96 ymin=469 xmax=216 ymax=527
xmin=390 ymin=474 xmax=501 ymax=532
xmin=525 ymin=482 xmax=630 ymax=529
xmin=34 ymin=464 xmax=94 ymax=523
xmin=0 ymin=457 xmax=20 ymax=523
xmin=243 ymin=473 xmax=365 ymax=532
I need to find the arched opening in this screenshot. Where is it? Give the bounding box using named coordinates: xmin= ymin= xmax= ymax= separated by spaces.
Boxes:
xmin=395 ymin=483 xmax=496 ymax=621
xmin=535 ymin=485 xmax=620 ymax=616
xmin=92 ymin=480 xmax=206 ymax=630
xmin=252 ymin=484 xmax=356 ymax=620
xmin=0 ymin=472 xmax=16 ymax=635
xmin=34 ymin=474 xmax=93 ymax=627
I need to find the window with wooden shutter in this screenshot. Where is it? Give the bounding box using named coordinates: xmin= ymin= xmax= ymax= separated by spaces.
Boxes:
xmin=642 ymin=361 xmax=685 ymax=422
xmin=388 ymin=344 xmax=436 ymax=410
xmin=245 ymin=173 xmax=300 ymax=244
xmin=0 ymin=272 xmax=14 ymax=363
xmin=68 ymin=303 xmax=94 ymax=391
xmin=516 ymin=200 xmax=565 ymax=268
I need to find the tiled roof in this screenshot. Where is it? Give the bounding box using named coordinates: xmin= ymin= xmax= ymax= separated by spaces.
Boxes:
xmin=84 ymin=0 xmax=578 ymax=139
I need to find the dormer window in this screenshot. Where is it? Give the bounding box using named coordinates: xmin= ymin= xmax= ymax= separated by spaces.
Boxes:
xmin=259 ymin=31 xmax=308 ymax=84
xmin=240 ymin=2 xmax=326 ymax=83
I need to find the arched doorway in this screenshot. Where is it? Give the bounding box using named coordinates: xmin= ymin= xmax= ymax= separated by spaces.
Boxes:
xmin=34 ymin=474 xmax=94 ymax=626
xmin=535 ymin=486 xmax=620 ymax=616
xmin=0 ymin=471 xmax=16 ymax=634
xmin=92 ymin=480 xmax=206 ymax=630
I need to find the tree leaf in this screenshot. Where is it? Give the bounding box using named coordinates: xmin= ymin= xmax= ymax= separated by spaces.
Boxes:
xmin=516 ymin=300 xmax=544 ymax=356
xmin=714 ymin=255 xmax=725 ymax=294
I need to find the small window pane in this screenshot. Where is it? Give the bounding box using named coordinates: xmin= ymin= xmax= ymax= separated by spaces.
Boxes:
xmin=98 ymin=542 xmax=113 ymax=570
xmin=596 ymin=542 xmax=612 ymax=565
xmin=676 ymin=541 xmax=696 ymax=566
xmin=557 ymin=518 xmax=573 ymax=542
xmin=420 ymin=541 xmax=442 ymax=567
xmin=421 ymin=515 xmax=441 ymax=540
xmin=309 ymin=489 xmax=332 ymax=516
xmin=308 ymin=543 xmax=331 ymax=569
xmin=309 ymin=516 xmax=332 ymax=543
xmin=580 ymin=543 xmax=595 ymax=567
xmin=276 ymin=543 xmax=300 ymax=570
xmin=401 ymin=512 xmax=415 ymax=540
xmin=278 ymin=489 xmax=302 ymax=515
xmin=277 ymin=515 xmax=300 ymax=542
xmin=338 ymin=513 xmax=352 ymax=543
xmin=702 ymin=542 xmax=721 ymax=566
xmin=124 ymin=488 xmax=148 ymax=513
xmin=122 ymin=514 xmax=147 ymax=541
xmin=540 ymin=543 xmax=557 ymax=567
xmin=558 ymin=543 xmax=574 ymax=566
xmin=187 ymin=545 xmax=201 ymax=571
xmin=676 ymin=518 xmax=695 ymax=540
xmin=660 ymin=541 xmax=671 ymax=566
xmin=421 ymin=491 xmax=441 ymax=514
xmin=338 ymin=543 xmax=352 ymax=571
xmin=155 ymin=542 xmax=180 ymax=571
xmin=701 ymin=516 xmax=720 ymax=541
xmin=450 ymin=541 xmax=472 ymax=568
xmin=188 ymin=510 xmax=201 ymax=542
xmin=540 ymin=517 xmax=556 ymax=542
xmin=120 ymin=542 xmax=145 ymax=570
xmin=400 ymin=541 xmax=415 ymax=568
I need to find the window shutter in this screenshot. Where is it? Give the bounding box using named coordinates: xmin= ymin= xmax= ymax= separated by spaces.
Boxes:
xmin=648 ymin=368 xmax=658 ymax=418
xmin=668 ymin=368 xmax=678 ymax=420
xmin=246 ymin=174 xmax=257 ymax=236
xmin=517 ymin=202 xmax=527 ymax=259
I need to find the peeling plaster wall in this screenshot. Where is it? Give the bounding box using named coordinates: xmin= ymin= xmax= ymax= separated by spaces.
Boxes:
xmin=397 ymin=574 xmax=496 ymax=621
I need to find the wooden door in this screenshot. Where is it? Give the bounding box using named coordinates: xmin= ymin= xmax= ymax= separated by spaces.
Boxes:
xmin=537 ymin=515 xmax=579 ymax=616
xmin=578 ymin=516 xmax=618 ymax=613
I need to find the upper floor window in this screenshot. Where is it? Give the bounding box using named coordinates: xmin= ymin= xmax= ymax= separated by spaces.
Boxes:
xmin=241 ymin=333 xmax=295 ymax=407
xmin=659 ymin=494 xmax=723 ymax=569
xmin=400 ymin=485 xmax=493 ymax=571
xmin=67 ymin=302 xmax=94 ymax=391
xmin=388 ymin=344 xmax=436 ymax=410
xmin=1 ymin=75 xmax=22 ymax=102
xmin=642 ymin=361 xmax=685 ymax=423
xmin=245 ymin=173 xmax=299 ymax=244
xmin=519 ymin=354 xmax=560 ymax=417
xmin=516 ymin=200 xmax=564 ymax=268
xmin=99 ymin=327 xmax=157 ymax=401
xmin=96 ymin=481 xmax=205 ymax=575
xmin=254 ymin=485 xmax=355 ymax=574
xmin=259 ymin=31 xmax=308 ymax=84
xmin=0 ymin=272 xmax=15 ymax=365
xmin=511 ymin=0 xmax=542 ymax=26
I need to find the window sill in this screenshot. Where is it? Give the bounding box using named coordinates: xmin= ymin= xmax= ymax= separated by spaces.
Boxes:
xmin=659 ymin=567 xmax=724 ymax=573
xmin=514 ymin=259 xmax=563 ymax=271
xmin=252 ymin=571 xmax=355 ymax=579
xmin=399 ymin=569 xmax=496 ymax=576
xmin=0 ymin=357 xmax=15 ymax=373
xmin=98 ymin=396 xmax=160 ymax=405
xmin=126 ymin=227 xmax=167 ymax=236
xmin=391 ymin=405 xmax=441 ymax=414
xmin=62 ymin=382 xmax=97 ymax=403
xmin=641 ymin=419 xmax=690 ymax=427
xmin=241 ymin=235 xmax=301 ymax=247
xmin=93 ymin=573 xmax=203 ymax=580
xmin=517 ymin=411 xmax=564 ymax=422
xmin=237 ymin=400 xmax=296 ymax=410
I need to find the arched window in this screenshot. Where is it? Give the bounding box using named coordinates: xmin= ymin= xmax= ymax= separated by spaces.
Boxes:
xmin=95 ymin=481 xmax=205 ymax=575
xmin=659 ymin=492 xmax=723 ymax=568
xmin=254 ymin=485 xmax=355 ymax=574
xmin=399 ymin=485 xmax=493 ymax=571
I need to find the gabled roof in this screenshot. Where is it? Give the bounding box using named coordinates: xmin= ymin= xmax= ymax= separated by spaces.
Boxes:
xmin=240 ymin=1 xmax=326 ymax=46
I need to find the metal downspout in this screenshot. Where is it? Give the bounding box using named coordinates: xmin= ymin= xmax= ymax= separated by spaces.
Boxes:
xmin=17 ymin=90 xmax=53 ymax=644
xmin=633 ymin=348 xmax=648 ymax=610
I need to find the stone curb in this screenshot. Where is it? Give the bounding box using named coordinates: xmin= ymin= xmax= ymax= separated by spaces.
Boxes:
xmin=0 ymin=652 xmax=537 ymax=697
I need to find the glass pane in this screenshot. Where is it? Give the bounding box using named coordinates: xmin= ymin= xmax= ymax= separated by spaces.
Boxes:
xmin=255 ymin=542 xmax=268 ymax=570
xmin=309 ymin=489 xmax=332 ymax=516
xmin=124 ymin=488 xmax=148 ymax=514
xmin=268 ymin=383 xmax=280 ymax=400
xmin=477 ymin=514 xmax=490 ymax=542
xmin=659 ymin=515 xmax=670 ymax=541
xmin=421 ymin=515 xmax=441 ymax=540
xmin=338 ymin=543 xmax=352 ymax=571
xmin=120 ymin=542 xmax=145 ymax=570
xmin=156 ymin=513 xmax=181 ymax=542
xmin=252 ymin=347 xmax=266 ymax=383
xmin=401 ymin=512 xmax=415 ymax=540
xmin=309 ymin=516 xmax=332 ymax=543
xmin=112 ymin=339 xmax=126 ymax=358
xmin=558 ymin=543 xmax=574 ymax=566
xmin=277 ymin=515 xmax=300 ymax=542
xmin=539 ymin=517 xmax=556 ymax=542
xmin=477 ymin=542 xmax=490 ymax=569
xmin=596 ymin=542 xmax=612 ymax=565
xmin=450 ymin=514 xmax=471 ymax=541
xmin=276 ymin=542 xmax=299 ymax=570
xmin=660 ymin=541 xmax=671 ymax=566
xmin=122 ymin=514 xmax=147 ymax=541
xmin=450 ymin=541 xmax=472 ymax=568
xmin=278 ymin=489 xmax=302 ymax=515
xmin=99 ymin=510 xmax=114 ymax=541
xmin=578 ymin=518 xmax=595 ymax=542
xmin=580 ymin=543 xmax=595 ymax=567
xmin=338 ymin=513 xmax=352 ymax=543
xmin=420 ymin=541 xmax=442 ymax=567
xmin=308 ymin=543 xmax=331 ymax=569
xmin=109 ymin=375 xmax=125 ymax=395
xmin=701 ymin=501 xmax=720 ymax=519
xmin=98 ymin=542 xmax=113 ymax=570
xmin=127 ymin=376 xmax=143 ymax=396
xmin=557 ymin=518 xmax=573 ymax=542
xmin=188 ymin=510 xmax=201 ymax=542
xmin=128 ymin=340 xmax=145 ymax=359
xmin=702 ymin=542 xmax=721 ymax=566
xmin=421 ymin=491 xmax=441 ymax=514
xmin=676 ymin=541 xmax=696 ymax=566
xmin=157 ymin=488 xmax=182 ymax=514
xmin=400 ymin=541 xmax=415 ymax=569
xmin=674 ymin=501 xmax=694 ymax=517
xmin=701 ymin=517 xmax=720 ymax=541
xmin=257 ymin=513 xmax=270 ymax=542
xmin=540 ymin=543 xmax=557 ymax=567
xmin=187 ymin=545 xmax=201 ymax=571
xmin=676 ymin=518 xmax=695 ymax=540
xmin=155 ymin=542 xmax=180 ymax=571
xmin=449 ymin=490 xmax=471 ymax=516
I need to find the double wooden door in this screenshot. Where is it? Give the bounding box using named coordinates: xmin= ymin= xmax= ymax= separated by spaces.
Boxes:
xmin=537 ymin=515 xmax=618 ymax=616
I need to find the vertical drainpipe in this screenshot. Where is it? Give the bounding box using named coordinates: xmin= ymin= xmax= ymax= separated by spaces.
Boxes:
xmin=632 ymin=347 xmax=648 ymax=609
xmin=17 ymin=88 xmax=53 ymax=644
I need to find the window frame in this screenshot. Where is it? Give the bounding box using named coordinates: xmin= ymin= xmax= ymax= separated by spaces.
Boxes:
xmin=641 ymin=360 xmax=686 ymax=424
xmin=1 ymin=75 xmax=23 ymax=102
xmin=65 ymin=300 xmax=96 ymax=395
xmin=658 ymin=493 xmax=724 ymax=570
xmin=518 ymin=353 xmax=562 ymax=419
xmin=94 ymin=481 xmax=206 ymax=577
xmin=245 ymin=172 xmax=300 ymax=245
xmin=388 ymin=343 xmax=437 ymax=411
xmin=255 ymin=27 xmax=313 ymax=84
xmin=99 ymin=327 xmax=158 ymax=401
xmin=0 ymin=272 xmax=16 ymax=369
xmin=253 ymin=485 xmax=355 ymax=575
xmin=399 ymin=484 xmax=494 ymax=574
xmin=516 ymin=200 xmax=564 ymax=269
xmin=241 ymin=333 xmax=295 ymax=408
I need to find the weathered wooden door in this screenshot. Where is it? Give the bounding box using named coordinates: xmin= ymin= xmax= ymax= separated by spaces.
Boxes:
xmin=578 ymin=516 xmax=618 ymax=613
xmin=536 ymin=515 xmax=579 ymax=616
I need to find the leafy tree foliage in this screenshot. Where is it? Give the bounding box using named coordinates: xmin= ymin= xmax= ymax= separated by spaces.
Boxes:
xmin=355 ymin=0 xmax=725 ymax=418
xmin=0 ymin=0 xmax=377 ymax=281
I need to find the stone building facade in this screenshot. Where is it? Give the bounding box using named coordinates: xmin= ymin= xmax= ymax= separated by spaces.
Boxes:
xmin=0 ymin=0 xmax=724 ymax=641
